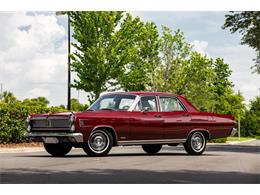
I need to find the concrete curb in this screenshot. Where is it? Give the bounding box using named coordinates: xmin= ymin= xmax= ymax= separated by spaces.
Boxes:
xmin=225 ymin=139 xmax=257 ymax=145
xmin=208 ymin=139 xmax=256 ymax=145
xmin=0 ymin=147 xmax=44 ymax=153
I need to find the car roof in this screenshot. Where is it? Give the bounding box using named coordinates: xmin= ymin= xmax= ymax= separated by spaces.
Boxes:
xmin=102 ymin=91 xmax=179 ymax=97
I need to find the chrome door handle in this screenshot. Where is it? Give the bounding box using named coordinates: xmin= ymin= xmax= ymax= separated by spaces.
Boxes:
xmin=155 ymin=114 xmax=162 ymax=118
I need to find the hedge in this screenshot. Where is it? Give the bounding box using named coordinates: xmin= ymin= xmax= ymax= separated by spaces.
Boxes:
xmin=0 ymin=101 xmax=67 ymax=144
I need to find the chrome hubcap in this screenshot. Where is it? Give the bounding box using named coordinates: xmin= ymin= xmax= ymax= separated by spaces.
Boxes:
xmin=89 ymin=132 xmax=109 ymax=153
xmin=191 ymin=133 xmax=205 ymax=152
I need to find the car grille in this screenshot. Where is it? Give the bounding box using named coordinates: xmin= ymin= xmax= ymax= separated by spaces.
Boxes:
xmin=31 ymin=116 xmax=70 ymax=131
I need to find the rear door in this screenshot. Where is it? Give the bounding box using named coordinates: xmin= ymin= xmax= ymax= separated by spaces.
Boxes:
xmin=129 ymin=95 xmax=164 ymax=140
xmin=159 ymin=96 xmax=191 ymax=139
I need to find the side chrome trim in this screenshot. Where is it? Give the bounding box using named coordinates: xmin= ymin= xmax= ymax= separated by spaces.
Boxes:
xmin=25 ymin=132 xmax=83 ymax=143
xmin=118 ymin=138 xmax=186 ymax=146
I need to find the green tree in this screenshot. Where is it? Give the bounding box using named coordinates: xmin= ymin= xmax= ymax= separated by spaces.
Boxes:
xmin=212 ymin=58 xmax=233 ymax=97
xmin=223 ymin=11 xmax=260 ymax=73
xmin=153 ymin=26 xmax=192 ymax=92
xmin=117 ymin=18 xmax=160 ymax=91
xmin=71 ymin=98 xmax=88 ymax=111
xmin=22 ymin=97 xmax=49 ymax=107
xmin=241 ymin=96 xmax=260 ymax=137
xmin=215 ymin=90 xmax=246 ymax=120
xmin=210 ymin=58 xmax=246 ymax=119
xmin=180 ymin=52 xmax=216 ymax=111
xmin=153 ymin=27 xmax=216 ymax=111
xmin=70 ymin=11 xmax=159 ymax=103
xmin=0 ymin=91 xmax=17 ymax=104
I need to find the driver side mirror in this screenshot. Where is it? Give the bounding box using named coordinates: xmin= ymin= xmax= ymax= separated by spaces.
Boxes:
xmin=142 ymin=107 xmax=150 ymax=112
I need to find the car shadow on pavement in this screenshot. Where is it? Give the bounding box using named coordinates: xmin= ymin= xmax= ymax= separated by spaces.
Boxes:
xmin=206 ymin=144 xmax=260 ymax=154
xmin=20 ymin=152 xmax=219 ymax=158
xmin=165 ymin=144 xmax=260 ymax=154
xmin=1 ymin=168 xmax=259 ymax=184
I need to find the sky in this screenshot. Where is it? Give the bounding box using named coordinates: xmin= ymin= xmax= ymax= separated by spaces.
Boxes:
xmin=0 ymin=11 xmax=259 ymax=106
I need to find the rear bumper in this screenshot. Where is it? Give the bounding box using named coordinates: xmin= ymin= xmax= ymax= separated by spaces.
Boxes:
xmin=25 ymin=132 xmax=83 ymax=144
xmin=230 ymin=128 xmax=237 ymax=137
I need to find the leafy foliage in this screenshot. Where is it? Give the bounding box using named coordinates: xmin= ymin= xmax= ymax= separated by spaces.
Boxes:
xmin=117 ymin=16 xmax=160 ymax=91
xmin=223 ymin=11 xmax=260 ymax=73
xmin=70 ymin=11 xmax=159 ymax=103
xmin=241 ymin=97 xmax=260 ymax=137
xmin=0 ymin=92 xmax=67 ymax=144
xmin=71 ymin=98 xmax=88 ymax=111
xmin=152 ymin=26 xmax=245 ymax=116
xmin=153 ymin=26 xmax=192 ymax=92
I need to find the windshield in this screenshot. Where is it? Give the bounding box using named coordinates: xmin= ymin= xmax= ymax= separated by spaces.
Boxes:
xmin=88 ymin=94 xmax=136 ymax=111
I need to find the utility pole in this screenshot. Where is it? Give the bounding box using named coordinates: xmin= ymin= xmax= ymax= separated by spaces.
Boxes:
xmin=56 ymin=11 xmax=71 ymax=110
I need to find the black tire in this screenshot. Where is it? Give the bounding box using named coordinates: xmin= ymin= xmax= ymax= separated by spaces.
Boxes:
xmin=142 ymin=144 xmax=162 ymax=155
xmin=184 ymin=131 xmax=207 ymax=155
xmin=83 ymin=129 xmax=113 ymax=157
xmin=43 ymin=143 xmax=72 ymax=157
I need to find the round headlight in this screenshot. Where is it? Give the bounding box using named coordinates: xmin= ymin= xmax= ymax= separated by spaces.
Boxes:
xmin=25 ymin=115 xmax=31 ymax=131
xmin=27 ymin=124 xmax=31 ymax=132
xmin=26 ymin=115 xmax=31 ymax=124
xmin=70 ymin=124 xmax=75 ymax=132
xmin=69 ymin=114 xmax=74 ymax=124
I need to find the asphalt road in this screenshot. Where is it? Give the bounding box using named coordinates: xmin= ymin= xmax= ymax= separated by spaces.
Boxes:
xmin=0 ymin=140 xmax=259 ymax=184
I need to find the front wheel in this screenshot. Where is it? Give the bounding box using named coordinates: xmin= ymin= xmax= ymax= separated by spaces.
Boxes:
xmin=83 ymin=129 xmax=113 ymax=157
xmin=44 ymin=143 xmax=72 ymax=157
xmin=142 ymin=144 xmax=162 ymax=155
xmin=184 ymin=131 xmax=207 ymax=155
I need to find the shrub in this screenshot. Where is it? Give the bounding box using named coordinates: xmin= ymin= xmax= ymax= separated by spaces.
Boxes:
xmin=0 ymin=100 xmax=67 ymax=144
xmin=209 ymin=137 xmax=227 ymax=143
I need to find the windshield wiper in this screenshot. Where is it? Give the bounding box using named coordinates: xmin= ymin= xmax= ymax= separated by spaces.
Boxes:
xmin=86 ymin=109 xmax=95 ymax=111
xmin=100 ymin=108 xmax=116 ymax=111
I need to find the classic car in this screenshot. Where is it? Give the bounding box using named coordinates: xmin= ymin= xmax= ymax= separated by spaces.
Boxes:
xmin=25 ymin=91 xmax=237 ymax=157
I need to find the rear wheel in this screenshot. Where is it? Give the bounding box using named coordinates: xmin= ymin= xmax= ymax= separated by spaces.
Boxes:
xmin=43 ymin=143 xmax=72 ymax=157
xmin=184 ymin=131 xmax=207 ymax=155
xmin=83 ymin=129 xmax=113 ymax=157
xmin=142 ymin=144 xmax=162 ymax=154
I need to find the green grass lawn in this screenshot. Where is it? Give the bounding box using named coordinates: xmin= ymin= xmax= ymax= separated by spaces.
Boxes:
xmin=226 ymin=137 xmax=255 ymax=142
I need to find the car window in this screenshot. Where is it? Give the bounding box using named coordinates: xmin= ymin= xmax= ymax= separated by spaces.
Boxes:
xmin=139 ymin=96 xmax=157 ymax=112
xmin=159 ymin=97 xmax=184 ymax=112
xmin=99 ymin=98 xmax=115 ymax=109
xmin=89 ymin=94 xmax=136 ymax=111
xmin=118 ymin=98 xmax=135 ymax=110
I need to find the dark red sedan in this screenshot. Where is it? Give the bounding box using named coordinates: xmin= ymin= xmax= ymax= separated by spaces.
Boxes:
xmin=25 ymin=92 xmax=237 ymax=156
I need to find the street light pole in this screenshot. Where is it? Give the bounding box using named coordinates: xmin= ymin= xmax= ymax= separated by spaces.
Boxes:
xmin=67 ymin=12 xmax=71 ymax=110
xmin=56 ymin=11 xmax=71 ymax=110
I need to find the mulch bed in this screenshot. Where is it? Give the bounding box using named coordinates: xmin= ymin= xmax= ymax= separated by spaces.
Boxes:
xmin=0 ymin=142 xmax=43 ymax=148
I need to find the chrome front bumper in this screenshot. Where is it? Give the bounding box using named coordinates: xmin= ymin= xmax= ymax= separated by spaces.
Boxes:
xmin=25 ymin=132 xmax=83 ymax=144
xmin=230 ymin=128 xmax=237 ymax=137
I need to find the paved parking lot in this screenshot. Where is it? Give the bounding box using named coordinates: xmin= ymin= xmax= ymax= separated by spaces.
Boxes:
xmin=0 ymin=140 xmax=259 ymax=183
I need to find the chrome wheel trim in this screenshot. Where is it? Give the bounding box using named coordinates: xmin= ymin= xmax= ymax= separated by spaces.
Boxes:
xmin=88 ymin=130 xmax=110 ymax=154
xmin=191 ymin=132 xmax=205 ymax=152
